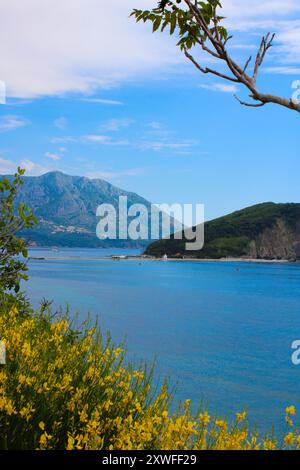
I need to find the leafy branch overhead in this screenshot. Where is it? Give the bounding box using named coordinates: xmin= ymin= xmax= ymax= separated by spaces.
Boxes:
xmin=131 ymin=0 xmax=300 ymax=113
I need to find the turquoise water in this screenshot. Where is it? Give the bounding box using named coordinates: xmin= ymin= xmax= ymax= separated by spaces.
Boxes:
xmin=26 ymin=249 xmax=300 ymax=434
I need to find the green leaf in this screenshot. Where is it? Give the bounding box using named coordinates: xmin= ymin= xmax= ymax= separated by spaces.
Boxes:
xmin=170 ymin=13 xmax=177 ymax=35
xmin=153 ymin=17 xmax=162 ymax=32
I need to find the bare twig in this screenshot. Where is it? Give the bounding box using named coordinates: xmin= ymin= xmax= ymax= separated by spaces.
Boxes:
xmin=243 ymin=56 xmax=252 ymax=73
xmin=253 ymin=33 xmax=275 ymax=84
xmin=234 ymin=95 xmax=266 ymax=108
xmin=183 ymin=47 xmax=239 ymax=83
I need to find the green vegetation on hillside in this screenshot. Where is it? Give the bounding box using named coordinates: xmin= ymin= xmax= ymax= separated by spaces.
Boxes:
xmin=146 ymin=203 xmax=300 ymax=259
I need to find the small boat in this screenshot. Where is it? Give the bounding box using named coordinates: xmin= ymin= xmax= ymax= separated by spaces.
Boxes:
xmin=162 ymin=254 xmax=168 ymax=261
xmin=111 ymin=255 xmax=128 ymax=260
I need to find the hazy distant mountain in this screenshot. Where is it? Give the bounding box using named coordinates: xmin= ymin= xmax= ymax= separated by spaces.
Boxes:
xmin=6 ymin=171 xmax=168 ymax=248
xmin=147 ymin=203 xmax=300 ymax=261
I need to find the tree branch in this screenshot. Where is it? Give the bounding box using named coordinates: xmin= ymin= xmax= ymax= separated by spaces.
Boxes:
xmin=132 ymin=1 xmax=300 ymax=113
xmin=253 ymin=33 xmax=275 ymax=84
xmin=234 ymin=95 xmax=266 ymax=108
xmin=181 ymin=1 xmax=300 ymax=113
xmin=183 ymin=47 xmax=240 ymax=82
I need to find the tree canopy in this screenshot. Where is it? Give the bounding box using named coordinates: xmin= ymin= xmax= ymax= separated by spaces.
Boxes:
xmin=0 ymin=168 xmax=37 ymax=293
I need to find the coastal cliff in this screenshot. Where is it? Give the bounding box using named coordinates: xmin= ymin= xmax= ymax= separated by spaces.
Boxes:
xmin=248 ymin=218 xmax=300 ymax=260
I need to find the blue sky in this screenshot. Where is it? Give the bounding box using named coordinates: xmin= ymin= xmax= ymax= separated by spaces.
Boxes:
xmin=0 ymin=0 xmax=299 ymax=220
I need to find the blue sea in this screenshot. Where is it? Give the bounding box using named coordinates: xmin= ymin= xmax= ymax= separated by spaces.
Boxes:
xmin=25 ymin=248 xmax=300 ymax=434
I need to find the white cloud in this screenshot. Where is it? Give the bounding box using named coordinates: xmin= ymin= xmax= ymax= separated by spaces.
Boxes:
xmin=83 ymin=135 xmax=112 ymax=143
xmin=266 ymin=66 xmax=300 ymax=75
xmin=0 ymin=115 xmax=28 ymax=132
xmin=50 ymin=134 xmax=131 ymax=146
xmin=139 ymin=141 xmax=195 ymax=152
xmin=81 ymin=98 xmax=124 ymax=105
xmin=222 ymin=1 xmax=300 ymax=68
xmin=20 ymin=159 xmax=51 ymax=175
xmin=0 ymin=0 xmax=179 ymax=99
xmin=101 ymin=118 xmax=133 ymax=132
xmin=85 ymin=167 xmax=145 ymax=180
xmin=49 ymin=121 xmax=197 ymax=153
xmin=230 ymin=44 xmax=258 ymax=50
xmin=49 ymin=132 xmax=195 ymax=152
xmin=54 ymin=117 xmax=67 ymax=130
xmin=1 ymin=0 xmax=299 ymax=99
xmin=276 ymin=25 xmax=300 ymax=64
xmin=83 ymin=135 xmax=130 ymax=146
xmin=0 ymin=157 xmax=19 ymax=174
xmin=4 ymin=98 xmax=33 ymax=107
xmin=148 ymin=121 xmax=162 ymax=130
xmin=50 ymin=136 xmax=76 ymax=144
xmin=45 ymin=152 xmax=61 ymax=161
xmin=0 ymin=157 xmax=51 ymax=175
xmin=0 ymin=156 xmax=143 ymax=179
xmin=199 ymin=83 xmax=239 ymax=93
xmin=223 ymin=0 xmax=300 ymax=21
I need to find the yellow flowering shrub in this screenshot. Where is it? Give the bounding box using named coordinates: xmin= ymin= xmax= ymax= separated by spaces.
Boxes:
xmin=0 ymin=303 xmax=299 ymax=450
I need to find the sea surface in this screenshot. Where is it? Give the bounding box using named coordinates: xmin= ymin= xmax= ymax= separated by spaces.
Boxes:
xmin=25 ymin=248 xmax=300 ymax=434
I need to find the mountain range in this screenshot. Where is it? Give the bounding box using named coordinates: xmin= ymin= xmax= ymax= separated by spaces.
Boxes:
xmin=3 ymin=171 xmax=299 ymax=259
xmin=10 ymin=171 xmax=161 ymax=248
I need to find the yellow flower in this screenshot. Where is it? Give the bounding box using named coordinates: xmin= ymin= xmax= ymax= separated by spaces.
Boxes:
xmin=135 ymin=401 xmax=142 ymax=413
xmin=79 ymin=407 xmax=89 ymax=423
xmin=59 ymin=374 xmax=73 ymax=391
xmin=215 ymin=419 xmax=226 ymax=428
xmin=39 ymin=431 xmax=52 ymax=449
xmin=284 ymin=432 xmax=295 ymax=446
xmin=236 ymin=411 xmax=247 ymax=423
xmin=67 ymin=435 xmax=75 ymax=451
xmin=0 ymin=396 xmax=16 ymax=416
xmin=133 ymin=371 xmax=144 ymax=381
xmin=19 ymin=404 xmax=35 ymax=421
xmin=21 ymin=341 xmax=32 ymax=358
xmin=84 ymin=366 xmax=96 ymax=381
xmin=199 ymin=411 xmax=210 ymax=427
xmin=104 ymin=400 xmax=113 ymax=411
xmin=286 ymin=405 xmax=296 ymax=415
xmin=51 ymin=319 xmax=69 ymax=334
xmin=286 ymin=416 xmax=294 ymax=427
xmin=9 ymin=307 xmax=18 ymax=319
xmin=113 ymin=348 xmax=124 ymax=358
xmin=18 ymin=374 xmax=33 ymax=386
xmin=4 ymin=304 xmax=300 ymax=451
xmin=264 ymin=439 xmax=276 ymax=450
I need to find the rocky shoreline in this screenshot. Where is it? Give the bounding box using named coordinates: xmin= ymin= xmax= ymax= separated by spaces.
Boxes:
xmin=28 ymin=255 xmax=295 ymax=263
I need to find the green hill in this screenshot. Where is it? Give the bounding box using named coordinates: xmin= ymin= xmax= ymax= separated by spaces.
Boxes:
xmin=146 ymin=203 xmax=300 ymax=260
